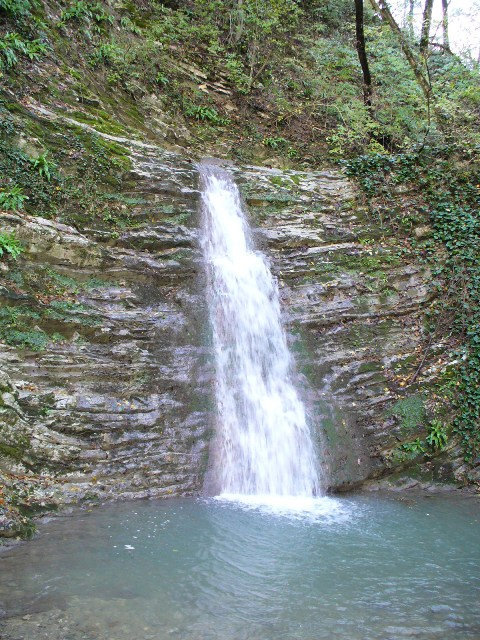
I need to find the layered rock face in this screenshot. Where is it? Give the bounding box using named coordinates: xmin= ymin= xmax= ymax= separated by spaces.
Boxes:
xmin=236 ymin=166 xmax=431 ymax=489
xmin=0 ymin=136 xmax=434 ymax=530
xmin=1 ymin=145 xmax=212 ymax=513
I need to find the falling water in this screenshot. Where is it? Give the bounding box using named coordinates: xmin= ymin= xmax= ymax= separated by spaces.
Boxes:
xmin=200 ymin=163 xmax=321 ymax=502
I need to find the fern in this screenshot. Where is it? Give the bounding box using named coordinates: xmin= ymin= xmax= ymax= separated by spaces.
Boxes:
xmin=0 ymin=231 xmax=23 ymax=259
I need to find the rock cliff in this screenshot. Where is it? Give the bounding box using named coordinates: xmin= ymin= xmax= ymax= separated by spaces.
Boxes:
xmin=2 ymin=125 xmax=462 ymax=537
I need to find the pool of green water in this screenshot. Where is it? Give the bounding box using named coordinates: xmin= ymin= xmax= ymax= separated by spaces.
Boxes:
xmin=0 ymin=493 xmax=479 ymax=640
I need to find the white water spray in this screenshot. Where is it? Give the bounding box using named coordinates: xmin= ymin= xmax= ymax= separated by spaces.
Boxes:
xmin=200 ymin=164 xmax=322 ymax=503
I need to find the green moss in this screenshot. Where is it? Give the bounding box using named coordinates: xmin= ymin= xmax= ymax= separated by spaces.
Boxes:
xmin=3 ymin=328 xmax=49 ymax=350
xmin=85 ymin=276 xmax=112 ymax=289
xmin=45 ymin=300 xmax=101 ymax=326
xmin=0 ymin=294 xmax=100 ymax=351
xmin=335 ymin=250 xmax=403 ymax=274
xmin=188 ymin=393 xmax=215 ymax=414
xmin=0 ymin=442 xmax=25 ymax=461
xmin=0 ymin=430 xmax=30 ymax=462
xmin=93 ymin=137 xmax=132 ymax=170
xmin=342 ymin=320 xmax=393 ymax=349
xmin=65 ymin=109 xmax=127 ymax=136
xmin=269 ymin=175 xmax=299 ymax=189
xmin=357 ymin=361 xmax=379 ymax=374
xmin=164 ymin=212 xmax=190 ymax=225
xmin=388 ymin=394 xmax=426 ymax=435
xmin=4 ymin=266 xmax=113 ymax=299
xmin=101 ymin=192 xmax=147 ymax=205
xmin=245 ymin=192 xmax=299 ymax=207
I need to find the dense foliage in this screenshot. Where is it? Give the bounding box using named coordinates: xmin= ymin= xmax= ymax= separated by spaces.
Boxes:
xmin=345 ymin=145 xmax=480 ymax=463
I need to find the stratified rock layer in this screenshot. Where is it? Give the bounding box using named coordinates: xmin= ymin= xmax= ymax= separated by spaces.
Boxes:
xmin=0 ymin=138 xmax=439 ymax=529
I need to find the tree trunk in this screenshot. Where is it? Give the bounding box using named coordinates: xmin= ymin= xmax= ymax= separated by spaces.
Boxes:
xmin=231 ymin=0 xmax=245 ymax=45
xmin=354 ymin=0 xmax=373 ymax=107
xmin=419 ymin=0 xmax=434 ymax=54
xmin=441 ymin=0 xmax=450 ymax=50
xmin=368 ymin=0 xmax=431 ymax=98
xmin=408 ymin=0 xmax=415 ymax=37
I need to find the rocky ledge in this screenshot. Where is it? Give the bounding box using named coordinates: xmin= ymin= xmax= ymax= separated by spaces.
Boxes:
xmin=0 ymin=136 xmax=469 ymax=537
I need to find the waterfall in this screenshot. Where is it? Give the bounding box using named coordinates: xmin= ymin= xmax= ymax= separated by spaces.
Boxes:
xmin=200 ymin=163 xmax=322 ymax=502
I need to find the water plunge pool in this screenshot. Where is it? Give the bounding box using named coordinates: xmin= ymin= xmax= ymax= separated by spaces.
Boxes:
xmin=1 ymin=493 xmax=479 ymax=639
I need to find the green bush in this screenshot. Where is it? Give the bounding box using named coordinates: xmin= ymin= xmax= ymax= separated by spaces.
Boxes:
xmin=0 ymin=231 xmax=23 ymax=259
xmin=30 ymin=151 xmax=56 ymax=181
xmin=183 ymin=102 xmax=229 ymax=125
xmin=224 ymin=53 xmax=250 ymax=93
xmin=391 ymin=437 xmax=425 ymax=463
xmin=0 ymin=32 xmax=48 ymax=70
xmin=60 ymin=1 xmax=113 ymax=27
xmin=89 ymin=42 xmax=122 ymax=67
xmin=263 ymin=136 xmax=288 ymax=149
xmin=0 ymin=185 xmax=28 ymax=210
xmin=426 ymin=420 xmax=449 ymax=451
xmin=119 ymin=15 xmax=142 ymax=35
xmin=155 ymin=72 xmax=169 ymax=86
xmin=0 ymin=0 xmax=31 ymax=17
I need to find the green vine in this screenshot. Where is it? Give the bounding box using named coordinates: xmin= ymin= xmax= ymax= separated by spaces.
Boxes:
xmin=344 ymin=145 xmax=480 ymax=462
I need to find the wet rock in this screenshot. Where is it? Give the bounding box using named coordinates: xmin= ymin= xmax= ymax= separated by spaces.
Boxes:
xmin=0 ymin=143 xmax=443 ymax=514
xmin=414 ymin=225 xmax=432 ymax=239
xmin=0 ymin=513 xmax=20 ymax=538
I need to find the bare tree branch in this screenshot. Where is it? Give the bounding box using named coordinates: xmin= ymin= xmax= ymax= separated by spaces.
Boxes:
xmin=368 ymin=0 xmax=432 ymax=98
xmin=442 ymin=0 xmax=451 ymax=50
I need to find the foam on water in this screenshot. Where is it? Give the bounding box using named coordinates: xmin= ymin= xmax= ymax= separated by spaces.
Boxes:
xmin=213 ymin=493 xmax=351 ymax=523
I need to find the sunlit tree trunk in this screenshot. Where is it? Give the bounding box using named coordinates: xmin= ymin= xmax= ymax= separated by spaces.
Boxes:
xmin=402 ymin=0 xmax=415 ymax=34
xmin=419 ymin=0 xmax=434 ymax=54
xmin=408 ymin=0 xmax=415 ymax=37
xmin=229 ymin=0 xmax=245 ymax=45
xmin=442 ymin=0 xmax=450 ymax=50
xmin=354 ymin=0 xmax=373 ymax=107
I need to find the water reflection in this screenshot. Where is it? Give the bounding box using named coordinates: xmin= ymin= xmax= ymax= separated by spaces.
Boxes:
xmin=0 ymin=494 xmax=479 ymax=640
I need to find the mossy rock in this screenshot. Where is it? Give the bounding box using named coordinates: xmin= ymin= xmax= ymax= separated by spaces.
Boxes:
xmin=388 ymin=394 xmax=427 ymax=435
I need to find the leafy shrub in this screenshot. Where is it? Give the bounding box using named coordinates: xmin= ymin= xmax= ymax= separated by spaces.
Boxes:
xmin=155 ymin=72 xmax=169 ymax=86
xmin=426 ymin=420 xmax=449 ymax=451
xmin=263 ymin=136 xmax=298 ymax=158
xmin=119 ymin=15 xmax=142 ymax=35
xmin=30 ymin=151 xmax=56 ymax=181
xmin=89 ymin=42 xmax=122 ymax=66
xmin=183 ymin=102 xmax=229 ymax=125
xmin=392 ymin=419 xmax=449 ymax=462
xmin=0 ymin=32 xmax=48 ymax=70
xmin=0 ymin=231 xmax=23 ymax=259
xmin=224 ymin=53 xmax=250 ymax=93
xmin=60 ymin=1 xmax=113 ymax=27
xmin=200 ymin=0 xmax=301 ymax=81
xmin=391 ymin=437 xmax=425 ymax=462
xmin=263 ymin=136 xmax=288 ymax=149
xmin=0 ymin=0 xmax=31 ymax=17
xmin=0 ymin=185 xmax=28 ymax=210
